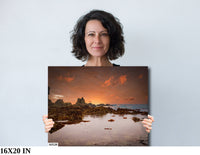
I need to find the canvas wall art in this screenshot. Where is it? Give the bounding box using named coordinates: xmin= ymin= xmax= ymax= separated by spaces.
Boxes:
xmin=48 ymin=67 xmax=149 ymax=146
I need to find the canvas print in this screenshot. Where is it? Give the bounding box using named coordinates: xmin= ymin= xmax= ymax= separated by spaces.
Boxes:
xmin=48 ymin=67 xmax=149 ymax=146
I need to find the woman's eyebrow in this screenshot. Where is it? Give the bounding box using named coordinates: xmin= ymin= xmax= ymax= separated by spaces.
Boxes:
xmin=100 ymin=30 xmax=108 ymax=33
xmin=86 ymin=31 xmax=95 ymax=33
xmin=86 ymin=30 xmax=108 ymax=33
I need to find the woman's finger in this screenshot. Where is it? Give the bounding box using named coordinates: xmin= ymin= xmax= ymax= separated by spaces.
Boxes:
xmin=45 ymin=128 xmax=51 ymax=133
xmin=44 ymin=121 xmax=54 ymax=126
xmin=45 ymin=125 xmax=54 ymax=133
xmin=44 ymin=119 xmax=53 ymax=123
xmin=43 ymin=119 xmax=54 ymax=125
xmin=146 ymin=129 xmax=150 ymax=133
xmin=45 ymin=124 xmax=54 ymax=130
xmin=143 ymin=124 xmax=152 ymax=130
xmin=148 ymin=115 xmax=154 ymax=122
xmin=42 ymin=115 xmax=48 ymax=121
xmin=143 ymin=118 xmax=152 ymax=123
xmin=142 ymin=120 xmax=152 ymax=127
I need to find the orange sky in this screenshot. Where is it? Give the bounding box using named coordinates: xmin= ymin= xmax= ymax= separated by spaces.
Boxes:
xmin=48 ymin=67 xmax=148 ymax=105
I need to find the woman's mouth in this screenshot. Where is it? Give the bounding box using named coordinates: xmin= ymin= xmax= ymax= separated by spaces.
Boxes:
xmin=92 ymin=47 xmax=103 ymax=49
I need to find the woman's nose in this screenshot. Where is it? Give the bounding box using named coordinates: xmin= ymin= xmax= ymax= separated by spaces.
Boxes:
xmin=94 ymin=34 xmax=101 ymax=43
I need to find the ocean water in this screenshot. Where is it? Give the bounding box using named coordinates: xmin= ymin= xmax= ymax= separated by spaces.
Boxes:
xmin=108 ymin=104 xmax=148 ymax=112
xmin=48 ymin=113 xmax=148 ymax=146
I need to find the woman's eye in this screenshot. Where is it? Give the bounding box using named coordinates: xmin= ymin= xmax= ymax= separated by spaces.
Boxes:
xmin=101 ymin=33 xmax=109 ymax=36
xmin=88 ymin=33 xmax=94 ymax=36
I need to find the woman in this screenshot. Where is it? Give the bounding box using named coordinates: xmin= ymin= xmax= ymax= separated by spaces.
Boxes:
xmin=43 ymin=10 xmax=154 ymax=133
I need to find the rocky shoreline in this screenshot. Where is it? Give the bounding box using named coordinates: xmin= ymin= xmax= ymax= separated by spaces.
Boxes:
xmin=48 ymin=97 xmax=148 ymax=133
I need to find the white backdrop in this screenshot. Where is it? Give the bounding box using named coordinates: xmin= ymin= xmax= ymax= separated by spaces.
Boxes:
xmin=0 ymin=0 xmax=200 ymax=146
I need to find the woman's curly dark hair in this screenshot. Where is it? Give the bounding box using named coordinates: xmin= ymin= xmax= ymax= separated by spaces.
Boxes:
xmin=71 ymin=10 xmax=125 ymax=61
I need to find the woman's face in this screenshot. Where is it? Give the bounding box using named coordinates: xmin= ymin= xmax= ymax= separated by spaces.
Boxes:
xmin=84 ymin=20 xmax=110 ymax=58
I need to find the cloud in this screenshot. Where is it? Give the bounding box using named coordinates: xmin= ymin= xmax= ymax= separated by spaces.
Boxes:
xmin=121 ymin=97 xmax=135 ymax=103
xmin=64 ymin=77 xmax=74 ymax=82
xmin=119 ymin=75 xmax=127 ymax=84
xmin=57 ymin=75 xmax=74 ymax=82
xmin=128 ymin=97 xmax=135 ymax=101
xmin=102 ymin=76 xmax=114 ymax=87
xmin=102 ymin=75 xmax=127 ymax=87
xmin=53 ymin=94 xmax=64 ymax=99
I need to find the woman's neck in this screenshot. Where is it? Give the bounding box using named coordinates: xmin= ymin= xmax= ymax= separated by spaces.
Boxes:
xmin=85 ymin=56 xmax=113 ymax=66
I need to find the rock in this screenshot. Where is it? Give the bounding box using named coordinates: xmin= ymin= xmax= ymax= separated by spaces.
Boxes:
xmin=76 ymin=97 xmax=86 ymax=105
xmin=108 ymin=119 xmax=115 ymax=122
xmin=104 ymin=128 xmax=112 ymax=130
xmin=64 ymin=102 xmax=72 ymax=106
xmin=49 ymin=122 xmax=65 ymax=134
xmin=48 ymin=99 xmax=53 ymax=106
xmin=97 ymin=104 xmax=103 ymax=106
xmin=65 ymin=120 xmax=82 ymax=125
xmin=88 ymin=103 xmax=96 ymax=107
xmin=132 ymin=117 xmax=141 ymax=122
xmin=55 ymin=99 xmax=64 ymax=105
xmin=82 ymin=120 xmax=90 ymax=123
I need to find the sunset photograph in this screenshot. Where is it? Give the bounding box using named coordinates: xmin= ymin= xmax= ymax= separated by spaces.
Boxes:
xmin=48 ymin=67 xmax=149 ymax=146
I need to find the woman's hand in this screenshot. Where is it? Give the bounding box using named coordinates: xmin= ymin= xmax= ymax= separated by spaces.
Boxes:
xmin=42 ymin=115 xmax=54 ymax=133
xmin=142 ymin=115 xmax=154 ymax=133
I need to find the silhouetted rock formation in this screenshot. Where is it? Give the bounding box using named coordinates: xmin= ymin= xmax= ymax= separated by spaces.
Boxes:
xmin=49 ymin=122 xmax=65 ymax=133
xmin=97 ymin=104 xmax=107 ymax=106
xmin=88 ymin=103 xmax=96 ymax=107
xmin=48 ymin=99 xmax=53 ymax=105
xmin=55 ymin=99 xmax=64 ymax=105
xmin=64 ymin=102 xmax=72 ymax=106
xmin=76 ymin=97 xmax=86 ymax=105
xmin=49 ymin=99 xmax=72 ymax=108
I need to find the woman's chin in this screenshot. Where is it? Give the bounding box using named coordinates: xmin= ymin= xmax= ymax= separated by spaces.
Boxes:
xmin=89 ymin=52 xmax=107 ymax=58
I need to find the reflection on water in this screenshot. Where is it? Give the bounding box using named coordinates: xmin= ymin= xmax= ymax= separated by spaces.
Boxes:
xmin=48 ymin=113 xmax=148 ymax=146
